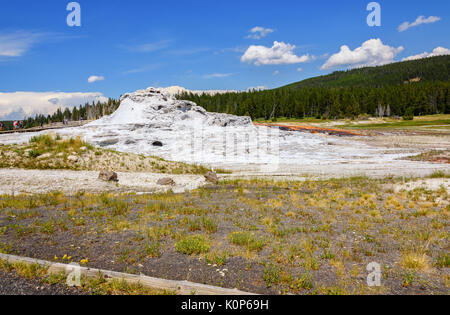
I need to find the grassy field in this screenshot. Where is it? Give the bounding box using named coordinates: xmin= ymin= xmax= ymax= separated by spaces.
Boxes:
xmin=0 ymin=175 xmax=448 ymax=295
xmin=343 ymin=115 xmax=450 ymax=130
xmin=254 ymin=117 xmax=326 ymax=124
xmin=255 ymin=115 xmax=450 ymax=131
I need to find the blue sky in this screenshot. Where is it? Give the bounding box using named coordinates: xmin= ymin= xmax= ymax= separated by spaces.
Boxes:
xmin=0 ymin=0 xmax=449 ymax=119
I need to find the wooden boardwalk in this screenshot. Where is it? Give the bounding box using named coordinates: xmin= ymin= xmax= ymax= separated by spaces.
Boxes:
xmin=0 ymin=121 xmax=91 ymax=135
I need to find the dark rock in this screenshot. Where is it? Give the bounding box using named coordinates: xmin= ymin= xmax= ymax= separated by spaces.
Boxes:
xmin=157 ymin=177 xmax=175 ymax=186
xmin=98 ymin=170 xmax=119 ymax=182
xmin=152 ymin=141 xmax=163 ymax=147
xmin=204 ymin=172 xmax=219 ymax=185
xmin=98 ymin=138 xmax=119 ymax=147
xmin=124 ymin=139 xmax=136 ymax=145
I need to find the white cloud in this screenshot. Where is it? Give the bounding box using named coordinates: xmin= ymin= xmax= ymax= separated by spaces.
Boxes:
xmin=123 ymin=63 xmax=163 ymax=75
xmin=88 ymin=75 xmax=105 ymax=83
xmin=297 ymin=67 xmax=303 ymax=72
xmin=398 ymin=16 xmax=441 ymax=32
xmin=202 ymin=73 xmax=234 ymax=79
xmin=241 ymin=41 xmax=312 ymax=66
xmin=402 ymin=47 xmax=450 ymax=61
xmin=0 ymin=92 xmax=108 ymax=120
xmin=321 ymin=39 xmax=404 ymax=70
xmin=123 ymin=40 xmax=172 ymax=53
xmin=0 ymin=30 xmax=46 ymax=58
xmin=247 ymin=26 xmax=274 ymax=40
xmin=273 ymin=70 xmax=280 ymax=76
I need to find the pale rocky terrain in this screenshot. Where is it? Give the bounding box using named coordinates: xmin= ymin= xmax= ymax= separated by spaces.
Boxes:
xmin=0 ymin=169 xmax=206 ymax=195
xmin=387 ymin=178 xmax=450 ymax=193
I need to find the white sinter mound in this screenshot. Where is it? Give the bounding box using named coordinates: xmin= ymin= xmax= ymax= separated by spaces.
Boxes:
xmin=92 ymin=88 xmax=252 ymax=127
xmin=80 ymin=88 xmax=273 ymax=166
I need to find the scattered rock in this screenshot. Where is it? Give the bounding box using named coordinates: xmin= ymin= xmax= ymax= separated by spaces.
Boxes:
xmin=157 ymin=177 xmax=175 ymax=186
xmin=67 ymin=155 xmax=79 ymax=163
xmin=98 ymin=170 xmax=119 ymax=182
xmin=204 ymin=172 xmax=219 ymax=185
xmin=37 ymin=153 xmax=52 ymax=160
xmin=98 ymin=138 xmax=119 ymax=147
xmin=124 ymin=139 xmax=136 ymax=145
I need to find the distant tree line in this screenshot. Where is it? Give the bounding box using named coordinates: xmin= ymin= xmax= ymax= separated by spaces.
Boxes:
xmin=178 ymin=82 xmax=449 ymax=120
xmin=0 ymin=99 xmax=120 ymax=130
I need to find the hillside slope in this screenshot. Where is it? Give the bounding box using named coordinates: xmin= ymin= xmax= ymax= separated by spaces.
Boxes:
xmin=281 ymin=55 xmax=450 ymax=89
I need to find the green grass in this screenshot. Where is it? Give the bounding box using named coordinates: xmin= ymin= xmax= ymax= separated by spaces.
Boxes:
xmin=254 ymin=117 xmax=327 ymax=124
xmin=255 ymin=115 xmax=450 ymax=131
xmin=344 ymin=118 xmax=450 ymax=130
xmin=429 ymin=170 xmax=450 ymax=179
xmin=175 ymin=235 xmax=210 ymax=255
xmin=263 ymin=263 xmax=280 ymax=288
xmin=228 ymin=231 xmax=266 ymax=252
xmin=435 ymin=254 xmax=450 ymax=268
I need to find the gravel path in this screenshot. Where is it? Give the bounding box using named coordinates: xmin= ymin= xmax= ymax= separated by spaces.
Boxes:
xmin=0 ymin=269 xmax=86 ymax=295
xmin=0 ymin=169 xmax=207 ymax=195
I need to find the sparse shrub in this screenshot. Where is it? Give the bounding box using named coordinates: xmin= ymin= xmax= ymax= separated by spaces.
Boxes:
xmin=402 ymin=108 xmax=414 ymax=121
xmin=112 ymin=199 xmax=130 ymax=216
xmin=145 ymin=237 xmax=161 ymax=258
xmin=28 ymin=150 xmax=41 ymax=158
xmin=201 ymin=216 xmax=218 ymax=234
xmin=187 ymin=218 xmax=202 ymax=232
xmin=401 ymin=252 xmax=430 ymax=270
xmin=263 ymin=263 xmax=280 ymax=288
xmin=320 ymin=249 xmax=335 ymax=260
xmin=175 ymin=235 xmax=210 ymax=255
xmin=435 ymin=253 xmax=449 ymax=268
xmin=402 ymin=270 xmax=415 ymax=287
xmin=228 ymin=231 xmax=265 ymax=252
xmin=205 ymin=250 xmax=227 ymax=266
xmin=429 ymin=170 xmax=447 ymax=178
xmin=30 ymin=134 xmax=53 ymax=145
xmin=11 ymin=224 xmax=35 ymax=238
xmin=291 ymin=273 xmax=313 ymax=291
xmin=40 ymin=220 xmax=56 ymax=234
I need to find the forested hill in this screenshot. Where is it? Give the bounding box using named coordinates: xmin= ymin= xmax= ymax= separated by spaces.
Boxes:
xmin=179 ymin=56 xmax=449 ymax=120
xmin=281 ymin=55 xmax=450 ymax=89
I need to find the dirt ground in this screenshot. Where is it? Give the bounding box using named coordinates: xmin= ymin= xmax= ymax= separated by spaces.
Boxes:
xmin=0 ymin=177 xmax=448 ymax=295
xmin=0 ymin=269 xmax=86 ymax=295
